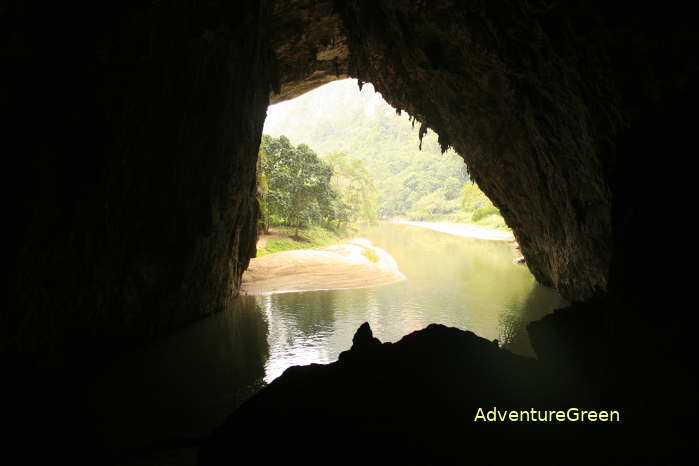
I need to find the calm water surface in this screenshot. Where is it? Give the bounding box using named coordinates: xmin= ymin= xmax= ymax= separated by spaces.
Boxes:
xmin=260 ymin=223 xmax=566 ymax=382
xmin=85 ymin=222 xmax=565 ymax=459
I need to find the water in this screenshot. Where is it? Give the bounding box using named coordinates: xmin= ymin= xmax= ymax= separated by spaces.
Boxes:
xmin=260 ymin=222 xmax=567 ymax=382
xmin=84 ymin=222 xmax=565 ymax=461
xmin=84 ymin=298 xmax=269 ymax=460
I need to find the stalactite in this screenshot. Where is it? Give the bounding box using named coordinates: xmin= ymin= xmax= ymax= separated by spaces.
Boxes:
xmin=418 ymin=122 xmax=428 ymax=150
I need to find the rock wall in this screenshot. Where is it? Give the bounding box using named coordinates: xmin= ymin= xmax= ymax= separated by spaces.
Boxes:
xmin=268 ymin=0 xmax=349 ymax=103
xmin=266 ymin=1 xmax=619 ymax=299
xmin=268 ymin=0 xmax=696 ymax=304
xmin=4 ymin=1 xmax=697 ymax=372
xmin=4 ymin=2 xmax=275 ymax=367
xmin=283 ymin=0 xmax=617 ymax=300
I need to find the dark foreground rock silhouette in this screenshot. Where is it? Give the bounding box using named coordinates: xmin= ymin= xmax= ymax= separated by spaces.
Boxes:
xmin=200 ymin=321 xmax=689 ymax=465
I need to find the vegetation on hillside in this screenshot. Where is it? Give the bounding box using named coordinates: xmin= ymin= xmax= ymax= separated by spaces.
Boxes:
xmin=461 ymin=184 xmax=507 ymax=229
xmin=263 ymin=79 xmax=509 ymax=229
xmin=259 ymin=135 xmax=338 ymax=235
xmin=258 ymin=135 xmax=376 ymax=236
xmin=325 ymin=152 xmax=377 ymax=225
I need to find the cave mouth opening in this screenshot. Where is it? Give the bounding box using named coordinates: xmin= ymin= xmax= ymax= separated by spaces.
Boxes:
xmin=7 ymin=2 xmax=698 ymax=464
xmin=246 ymin=78 xmax=567 ymax=383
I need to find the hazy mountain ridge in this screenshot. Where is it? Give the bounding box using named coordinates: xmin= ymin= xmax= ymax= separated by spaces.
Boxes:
xmin=263 ymin=79 xmax=470 ymax=219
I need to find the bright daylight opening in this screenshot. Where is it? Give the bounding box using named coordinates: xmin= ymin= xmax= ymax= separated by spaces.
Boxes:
xmin=243 ymin=79 xmax=566 ymax=382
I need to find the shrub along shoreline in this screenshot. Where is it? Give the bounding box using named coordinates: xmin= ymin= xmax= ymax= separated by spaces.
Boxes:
xmin=255 ymin=226 xmax=355 ymax=257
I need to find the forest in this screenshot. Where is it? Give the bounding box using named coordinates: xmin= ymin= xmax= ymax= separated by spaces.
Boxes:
xmin=259 ymin=79 xmax=508 ymax=232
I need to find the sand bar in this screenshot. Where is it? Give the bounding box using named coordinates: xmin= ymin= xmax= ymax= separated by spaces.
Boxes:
xmin=392 ymin=220 xmax=514 ymax=241
xmin=241 ymin=238 xmax=405 ymax=295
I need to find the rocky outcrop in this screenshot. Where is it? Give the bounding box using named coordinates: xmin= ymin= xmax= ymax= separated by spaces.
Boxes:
xmin=200 ymin=322 xmax=691 ymax=464
xmin=268 ymin=0 xmax=350 ymax=103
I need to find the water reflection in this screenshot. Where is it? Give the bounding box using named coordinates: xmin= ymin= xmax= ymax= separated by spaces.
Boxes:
xmin=261 ymin=223 xmax=567 ymax=382
xmin=85 ymin=296 xmax=268 ymax=458
xmin=498 ymin=285 xmax=564 ymax=354
xmin=83 ymin=223 xmax=566 ymax=460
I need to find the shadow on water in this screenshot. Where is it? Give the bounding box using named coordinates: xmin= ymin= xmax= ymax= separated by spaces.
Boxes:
xmin=498 ymin=284 xmax=565 ymax=355
xmin=83 ymin=296 xmax=268 ymax=463
xmin=82 ymin=223 xmax=565 ymax=463
xmin=260 ymin=223 xmax=567 ymax=382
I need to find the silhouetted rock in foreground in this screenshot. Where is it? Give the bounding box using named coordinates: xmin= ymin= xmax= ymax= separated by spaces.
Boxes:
xmin=348 ymin=321 xmax=382 ymax=352
xmin=199 ymin=322 xmax=675 ymax=465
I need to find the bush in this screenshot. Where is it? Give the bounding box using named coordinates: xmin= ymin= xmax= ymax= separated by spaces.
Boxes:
xmin=361 ymin=248 xmax=380 ymax=263
xmin=475 ymin=214 xmax=507 ymax=229
xmin=462 ymin=183 xmax=490 ymax=210
xmin=472 ymin=204 xmax=500 ymax=222
xmin=257 ymin=226 xmax=345 ymax=257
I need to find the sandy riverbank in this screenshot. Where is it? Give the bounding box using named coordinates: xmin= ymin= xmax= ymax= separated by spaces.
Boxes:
xmin=241 ymin=238 xmax=405 ymax=295
xmin=392 ymin=220 xmax=514 ymax=241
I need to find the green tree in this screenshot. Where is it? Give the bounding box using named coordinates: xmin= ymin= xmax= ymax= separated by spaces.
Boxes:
xmin=443 ymin=176 xmax=463 ymax=200
xmin=263 ymin=79 xmax=470 ymax=219
xmin=257 ymin=135 xmax=270 ymax=233
xmin=462 ymin=183 xmax=489 ymax=211
xmin=460 ymin=182 xmax=506 ymax=227
xmin=325 ymin=152 xmax=378 ymax=224
xmin=262 ymin=135 xmax=338 ymax=235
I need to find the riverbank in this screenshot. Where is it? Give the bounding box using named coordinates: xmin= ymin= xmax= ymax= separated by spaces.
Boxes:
xmin=242 ymin=238 xmax=405 ymax=295
xmin=392 ymin=220 xmax=514 ymax=241
xmin=255 ymin=226 xmax=351 ymax=257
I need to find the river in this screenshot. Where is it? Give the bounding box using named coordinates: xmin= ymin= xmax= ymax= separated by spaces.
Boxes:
xmin=260 ymin=222 xmax=566 ymax=381
xmin=84 ymin=222 xmax=565 ymax=461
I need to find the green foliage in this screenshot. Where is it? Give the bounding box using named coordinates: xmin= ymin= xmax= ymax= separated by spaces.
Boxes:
xmin=325 ymin=152 xmax=378 ymax=224
xmin=257 ymin=226 xmax=344 ymax=257
xmin=472 ymin=204 xmax=501 ymax=222
xmin=263 ymin=79 xmax=469 ymax=219
xmin=361 ymin=247 xmax=380 ymax=263
xmin=462 ymin=183 xmax=489 ymax=211
xmin=263 ymin=79 xmax=511 ymax=231
xmin=460 ymin=182 xmax=509 ymax=230
xmin=256 ymin=136 xmax=270 ymax=233
xmin=260 ymin=135 xmax=340 ymax=233
xmin=259 ymin=239 xmax=306 ymax=256
xmin=407 ymin=189 xmax=462 ymax=220
xmin=474 ymin=214 xmax=507 ymax=229
xmin=443 ymin=176 xmax=463 ymax=200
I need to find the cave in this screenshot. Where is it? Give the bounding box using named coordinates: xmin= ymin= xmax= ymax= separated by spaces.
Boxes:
xmin=4 ymin=1 xmax=697 ymax=464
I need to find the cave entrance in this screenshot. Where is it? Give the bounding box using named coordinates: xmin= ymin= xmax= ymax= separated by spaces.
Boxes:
xmin=245 ymin=79 xmax=567 ymax=382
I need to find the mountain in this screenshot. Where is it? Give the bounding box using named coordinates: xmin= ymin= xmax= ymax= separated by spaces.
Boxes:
xmin=263 ymin=79 xmax=470 ymax=219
